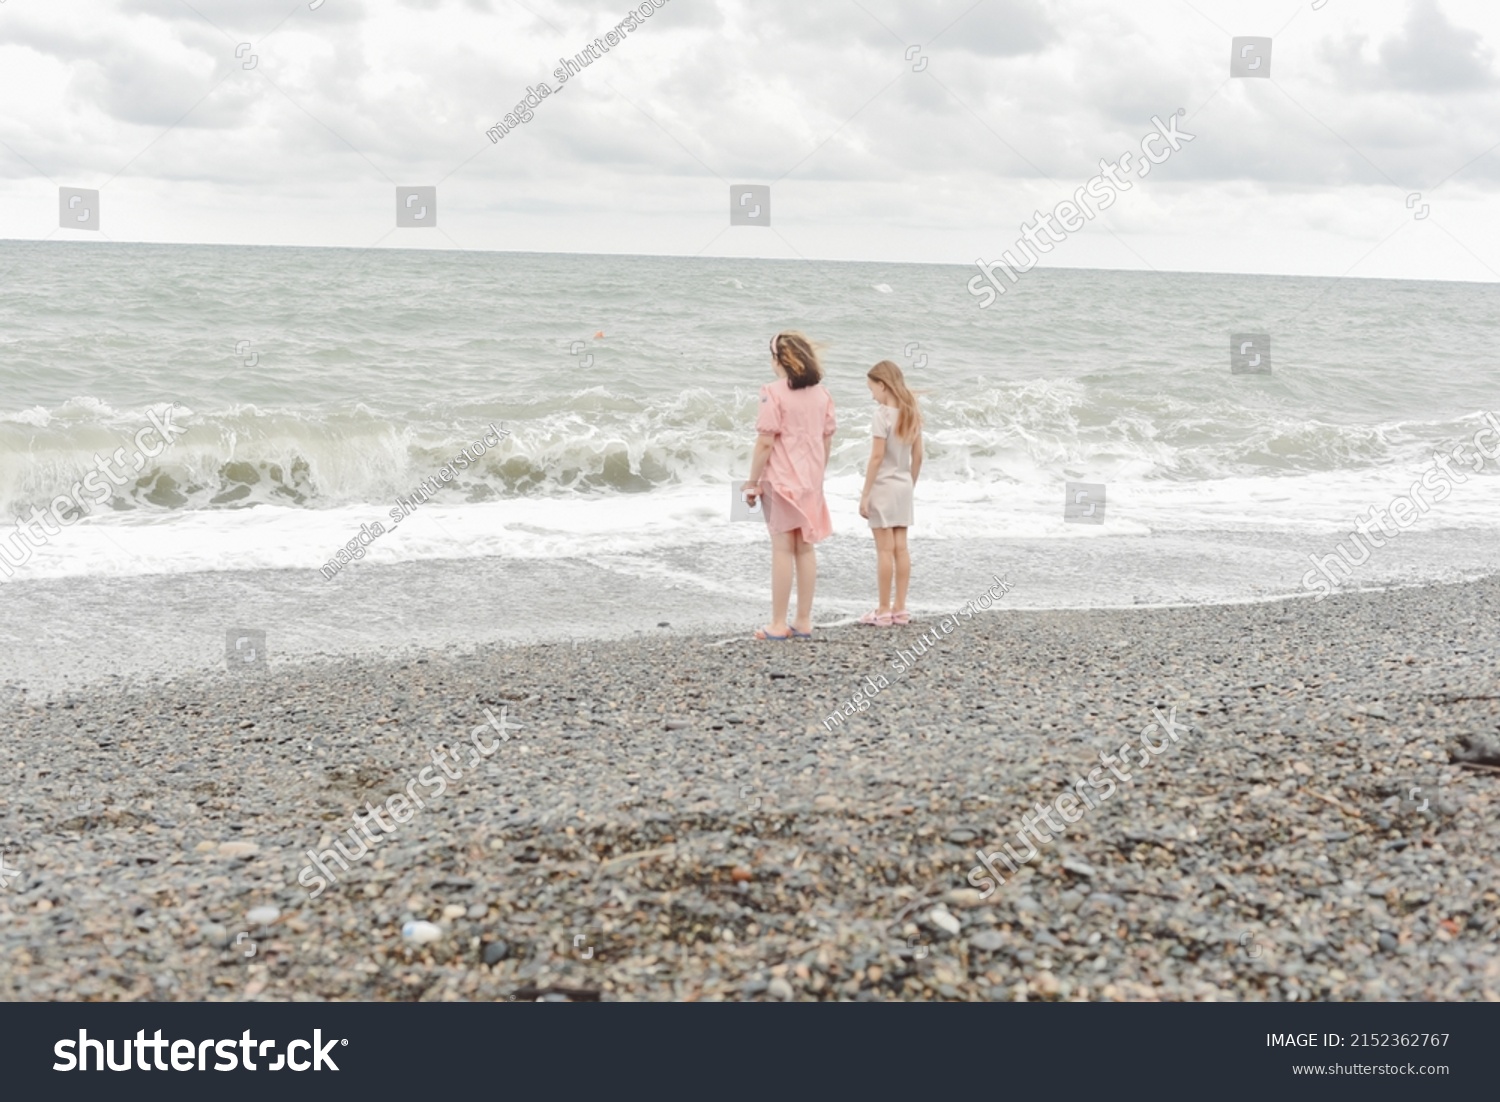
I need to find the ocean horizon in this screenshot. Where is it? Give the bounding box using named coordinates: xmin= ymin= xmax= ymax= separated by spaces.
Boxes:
xmin=3 ymin=239 xmax=1499 ymax=687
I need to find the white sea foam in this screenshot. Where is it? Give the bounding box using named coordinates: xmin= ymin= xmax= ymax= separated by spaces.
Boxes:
xmin=4 ymin=244 xmax=1499 ymax=600
xmin=7 ymin=459 xmax=1500 ymax=585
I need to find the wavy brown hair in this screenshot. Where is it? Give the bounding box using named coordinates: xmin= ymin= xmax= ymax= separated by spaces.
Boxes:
xmin=771 ymin=331 xmax=823 ymax=390
xmin=867 ymin=360 xmax=923 ymax=442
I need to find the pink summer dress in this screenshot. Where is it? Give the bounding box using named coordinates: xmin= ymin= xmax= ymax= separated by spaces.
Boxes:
xmin=754 ymin=377 xmax=836 ymax=542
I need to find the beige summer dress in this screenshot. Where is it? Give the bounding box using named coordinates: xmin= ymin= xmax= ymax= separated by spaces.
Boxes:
xmin=867 ymin=404 xmax=914 ymax=529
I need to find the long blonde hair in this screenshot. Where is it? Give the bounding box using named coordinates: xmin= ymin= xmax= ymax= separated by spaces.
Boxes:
xmin=868 ymin=360 xmax=922 ymax=442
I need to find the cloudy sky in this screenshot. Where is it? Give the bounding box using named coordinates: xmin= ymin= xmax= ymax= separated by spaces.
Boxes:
xmin=1 ymin=0 xmax=1497 ymax=280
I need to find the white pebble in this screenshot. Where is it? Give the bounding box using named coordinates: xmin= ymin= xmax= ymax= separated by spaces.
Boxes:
xmin=942 ymin=888 xmax=985 ymax=908
xmin=246 ymin=906 xmax=280 ymax=925
xmin=402 ymin=921 xmax=443 ymax=945
xmin=928 ymin=907 xmax=962 ymax=936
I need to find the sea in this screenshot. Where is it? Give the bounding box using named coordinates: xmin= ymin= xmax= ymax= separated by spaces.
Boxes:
xmin=3 ymin=240 xmax=1499 ymax=690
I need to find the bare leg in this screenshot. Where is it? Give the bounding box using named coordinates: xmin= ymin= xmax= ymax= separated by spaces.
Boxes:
xmin=873 ymin=527 xmax=895 ymax=611
xmin=792 ymin=530 xmax=817 ymax=633
xmin=767 ymin=529 xmax=795 ymax=634
xmin=893 ymin=526 xmax=911 ymax=612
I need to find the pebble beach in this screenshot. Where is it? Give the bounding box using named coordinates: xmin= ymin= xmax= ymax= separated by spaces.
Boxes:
xmin=2 ymin=577 xmax=1498 ymax=1003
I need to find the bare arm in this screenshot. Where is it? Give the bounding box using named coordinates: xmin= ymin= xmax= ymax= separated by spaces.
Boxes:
xmin=911 ymin=435 xmax=923 ymax=487
xmin=860 ymin=437 xmax=886 ymax=499
xmin=859 ymin=436 xmax=885 ymax=518
xmin=743 ymin=434 xmax=775 ymax=502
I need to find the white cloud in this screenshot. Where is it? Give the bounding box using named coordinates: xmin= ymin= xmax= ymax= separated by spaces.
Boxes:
xmin=0 ymin=0 xmax=1494 ymax=281
xmin=1382 ymin=0 xmax=1495 ymax=91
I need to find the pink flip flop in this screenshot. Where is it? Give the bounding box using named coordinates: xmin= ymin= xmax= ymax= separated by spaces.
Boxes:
xmin=858 ymin=610 xmax=893 ymax=627
xmin=892 ymin=610 xmax=910 ymax=625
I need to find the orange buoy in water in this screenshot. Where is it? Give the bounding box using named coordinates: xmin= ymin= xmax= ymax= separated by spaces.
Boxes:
xmin=593 ymin=331 xmax=605 ymax=339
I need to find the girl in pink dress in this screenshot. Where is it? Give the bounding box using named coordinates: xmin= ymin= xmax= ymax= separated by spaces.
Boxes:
xmin=742 ymin=332 xmax=837 ymax=640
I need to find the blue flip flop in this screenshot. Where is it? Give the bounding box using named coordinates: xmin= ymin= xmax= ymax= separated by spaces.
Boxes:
xmin=754 ymin=627 xmax=792 ymax=641
xmin=789 ymin=628 xmax=812 ymax=639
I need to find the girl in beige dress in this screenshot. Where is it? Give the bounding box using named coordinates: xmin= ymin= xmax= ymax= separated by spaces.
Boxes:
xmin=858 ymin=360 xmax=924 ymax=626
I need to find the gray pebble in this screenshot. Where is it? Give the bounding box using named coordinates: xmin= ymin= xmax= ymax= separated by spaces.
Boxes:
xmin=7 ymin=578 xmax=1499 ymax=1006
